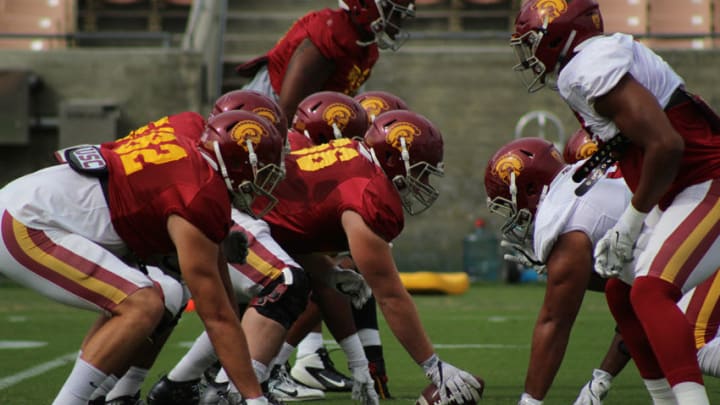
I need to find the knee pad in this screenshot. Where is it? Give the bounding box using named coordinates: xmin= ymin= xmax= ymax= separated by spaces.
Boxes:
xmin=250 ymin=267 xmax=309 ymax=329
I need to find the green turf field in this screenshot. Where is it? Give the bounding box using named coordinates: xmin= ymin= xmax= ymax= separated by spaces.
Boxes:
xmin=1 ymin=280 xmax=718 ymax=404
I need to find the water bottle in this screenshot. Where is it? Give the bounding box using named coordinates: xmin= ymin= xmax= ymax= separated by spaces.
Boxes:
xmin=462 ymin=218 xmax=501 ymax=282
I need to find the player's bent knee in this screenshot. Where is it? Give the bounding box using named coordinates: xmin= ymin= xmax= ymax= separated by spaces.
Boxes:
xmin=630 ymin=276 xmax=682 ymax=311
xmin=117 ymin=287 xmax=166 ymax=330
xmin=250 ymin=267 xmax=309 ymax=330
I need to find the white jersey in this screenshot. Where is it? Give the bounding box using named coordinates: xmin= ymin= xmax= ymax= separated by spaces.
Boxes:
xmin=533 ymin=162 xmax=631 ymax=262
xmin=558 ymin=33 xmax=683 ymax=142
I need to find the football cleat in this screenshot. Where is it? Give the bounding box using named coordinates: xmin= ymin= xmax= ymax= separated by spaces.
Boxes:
xmin=146 ymin=375 xmax=201 ymax=405
xmin=368 ymin=360 xmax=392 ymax=399
xmin=268 ymin=362 xmax=325 ymax=402
xmin=290 ymin=348 xmax=353 ymax=392
xmin=198 ymin=377 xmax=229 ymax=405
xmin=105 ymin=391 xmax=146 ymax=405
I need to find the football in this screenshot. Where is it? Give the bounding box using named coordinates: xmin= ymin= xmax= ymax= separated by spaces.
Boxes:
xmin=415 ymin=376 xmax=485 ymax=405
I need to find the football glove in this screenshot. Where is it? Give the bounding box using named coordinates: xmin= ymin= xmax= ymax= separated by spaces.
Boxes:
xmin=594 ymin=204 xmax=646 ymax=278
xmin=422 ymin=354 xmax=482 ymax=404
xmin=500 ymin=240 xmax=547 ymax=275
xmin=222 ymin=230 xmax=249 ymax=264
xmin=350 ymin=363 xmax=380 ymax=405
xmin=573 ymin=369 xmax=612 ymax=405
xmin=327 ymin=266 xmax=372 ymax=309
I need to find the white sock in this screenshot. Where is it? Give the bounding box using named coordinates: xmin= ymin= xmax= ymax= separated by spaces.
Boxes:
xmin=672 ymin=381 xmax=709 ymax=405
xmin=273 ymin=342 xmax=296 ymax=368
xmin=215 ymin=367 xmax=229 ymax=384
xmin=339 ymin=334 xmax=367 ymax=370
xmin=105 ymin=366 xmax=147 ymax=400
xmin=52 ymin=358 xmax=108 ymax=405
xmin=296 ymin=332 xmax=323 ymax=358
xmin=643 ymin=378 xmax=677 ymax=405
xmin=168 ymin=331 xmax=218 ymax=381
xmin=89 ymin=374 xmax=118 ymax=401
xmin=253 ymin=359 xmax=269 ymax=383
xmin=357 ymin=328 xmax=381 ymax=347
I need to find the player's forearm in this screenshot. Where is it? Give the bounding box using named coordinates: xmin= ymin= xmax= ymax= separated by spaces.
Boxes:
xmin=376 ymin=289 xmax=434 ymax=364
xmin=524 ymin=317 xmax=574 ymax=399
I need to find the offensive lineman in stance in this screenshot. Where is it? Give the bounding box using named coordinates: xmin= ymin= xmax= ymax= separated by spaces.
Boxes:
xmin=0 ymin=110 xmax=285 ymax=404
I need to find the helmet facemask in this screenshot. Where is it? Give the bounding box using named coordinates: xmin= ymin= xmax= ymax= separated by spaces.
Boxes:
xmin=511 ymin=12 xmax=583 ymax=93
xmin=511 ymin=28 xmax=548 ymax=93
xmin=370 ymin=0 xmax=415 ymax=51
xmin=373 ymin=135 xmax=444 ymax=215
xmin=485 ymin=172 xmax=534 ymax=244
xmin=393 ymin=160 xmax=444 ymax=215
xmin=237 ymin=139 xmax=285 ymax=219
xmin=208 ymin=138 xmax=285 ymax=219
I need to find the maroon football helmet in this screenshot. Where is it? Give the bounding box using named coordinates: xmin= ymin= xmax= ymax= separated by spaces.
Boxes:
xmin=339 ymin=0 xmax=416 ymax=50
xmin=354 ymin=90 xmax=409 ymax=123
xmin=563 ymin=127 xmax=597 ymax=164
xmin=484 ymin=137 xmax=565 ymax=242
xmin=211 ymin=89 xmax=288 ymax=140
xmin=510 ymin=0 xmax=603 ymax=92
xmin=199 ymin=110 xmax=286 ymax=218
xmin=292 ymin=91 xmax=369 ymax=145
xmin=363 ymin=110 xmax=444 ymax=215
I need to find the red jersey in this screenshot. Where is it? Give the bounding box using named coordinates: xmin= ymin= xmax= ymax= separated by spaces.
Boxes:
xmin=261 ymin=138 xmax=403 ymax=254
xmin=260 ymin=8 xmax=378 ymax=96
xmin=287 ymin=129 xmax=314 ymax=151
xmin=100 ymin=112 xmax=232 ymax=259
xmin=618 ymin=100 xmax=720 ymax=210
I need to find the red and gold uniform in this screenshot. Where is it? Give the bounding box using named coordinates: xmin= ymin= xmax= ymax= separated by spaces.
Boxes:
xmin=0 ymin=112 xmax=230 ymax=312
xmin=229 ymin=138 xmax=403 ymax=297
xmin=101 ymin=112 xmax=231 ymax=259
xmin=264 ymin=138 xmax=403 ymax=254
xmin=237 ymin=8 xmax=378 ymax=97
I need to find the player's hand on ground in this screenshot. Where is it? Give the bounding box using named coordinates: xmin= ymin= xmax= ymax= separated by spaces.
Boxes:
xmin=350 ymin=363 xmax=380 ymax=405
xmin=423 ymin=355 xmax=482 ymax=403
xmin=573 ymin=369 xmax=612 ymax=405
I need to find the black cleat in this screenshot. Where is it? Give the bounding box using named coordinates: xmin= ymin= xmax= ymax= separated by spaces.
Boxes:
xmin=106 ymin=391 xmax=146 ymax=405
xmin=146 ymin=375 xmax=200 ymax=405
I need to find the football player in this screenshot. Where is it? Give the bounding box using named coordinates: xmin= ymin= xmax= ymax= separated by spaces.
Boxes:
xmin=288 ymin=90 xmax=369 ymax=150
xmin=485 ymin=136 xmax=631 ymax=405
xmin=0 ymin=110 xmax=285 ymax=405
xmin=354 ymin=90 xmax=410 ymax=123
xmin=236 ymin=0 xmax=416 ymax=122
xmin=574 ymin=269 xmax=720 ymax=404
xmin=511 ymin=1 xmax=720 ymax=403
xmin=152 ymin=110 xmax=483 ymax=405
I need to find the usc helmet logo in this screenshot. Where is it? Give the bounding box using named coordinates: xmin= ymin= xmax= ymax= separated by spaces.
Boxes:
xmin=576 ymin=140 xmax=598 ymax=161
xmin=252 ymin=107 xmax=280 ymax=126
xmin=386 ymin=121 xmax=420 ymax=151
xmin=533 ymin=0 xmax=567 ymax=23
xmin=359 ymin=97 xmax=389 ymax=119
xmin=230 ymin=120 xmax=265 ymax=151
xmin=323 ymin=103 xmax=356 ymax=131
xmin=492 ymin=153 xmax=524 ymax=185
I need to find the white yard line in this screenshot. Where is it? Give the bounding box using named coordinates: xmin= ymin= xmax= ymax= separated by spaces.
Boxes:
xmin=0 ymin=351 xmax=78 ymax=390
